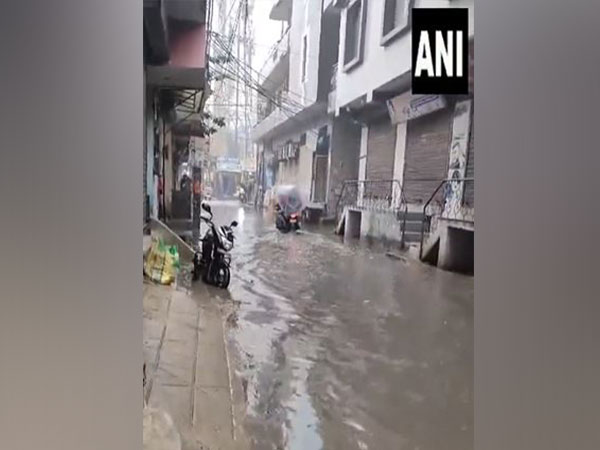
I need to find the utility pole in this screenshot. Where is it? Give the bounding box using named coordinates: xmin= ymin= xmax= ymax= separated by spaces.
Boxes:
xmin=243 ymin=0 xmax=250 ymax=167
xmin=234 ymin=7 xmax=241 ymax=160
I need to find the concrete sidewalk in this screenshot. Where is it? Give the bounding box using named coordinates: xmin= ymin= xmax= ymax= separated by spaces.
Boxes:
xmin=143 ymin=279 xmax=245 ymax=450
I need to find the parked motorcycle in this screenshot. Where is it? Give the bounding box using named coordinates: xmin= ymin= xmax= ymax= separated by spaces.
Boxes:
xmin=192 ymin=203 xmax=237 ymax=288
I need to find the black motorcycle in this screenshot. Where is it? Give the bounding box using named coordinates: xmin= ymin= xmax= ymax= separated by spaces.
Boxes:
xmin=192 ymin=203 xmax=237 ymax=288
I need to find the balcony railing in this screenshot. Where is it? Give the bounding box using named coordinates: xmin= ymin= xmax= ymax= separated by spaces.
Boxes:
xmin=419 ymin=178 xmax=474 ymax=259
xmin=260 ymin=27 xmax=290 ymax=79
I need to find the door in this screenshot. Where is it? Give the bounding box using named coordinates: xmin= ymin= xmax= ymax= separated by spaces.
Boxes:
xmin=311 ymin=154 xmax=328 ymax=203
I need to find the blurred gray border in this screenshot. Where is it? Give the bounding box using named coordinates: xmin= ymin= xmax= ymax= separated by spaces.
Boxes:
xmin=0 ymin=1 xmax=142 ymax=449
xmin=477 ymin=0 xmax=600 ymax=449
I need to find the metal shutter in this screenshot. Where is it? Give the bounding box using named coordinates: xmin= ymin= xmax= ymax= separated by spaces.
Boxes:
xmin=366 ymin=118 xmax=396 ymax=181
xmin=403 ymin=107 xmax=453 ymax=204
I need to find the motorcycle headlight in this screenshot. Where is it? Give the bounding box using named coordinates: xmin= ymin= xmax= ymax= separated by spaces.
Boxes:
xmin=223 ymin=240 xmax=233 ymax=251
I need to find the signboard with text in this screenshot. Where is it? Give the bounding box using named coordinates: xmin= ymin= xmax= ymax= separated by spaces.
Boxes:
xmin=387 ymin=93 xmax=447 ymax=124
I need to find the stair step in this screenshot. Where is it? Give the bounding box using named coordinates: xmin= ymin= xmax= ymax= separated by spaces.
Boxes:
xmin=397 ymin=211 xmax=426 ymax=221
xmin=402 ymin=230 xmax=423 ymax=243
xmin=400 ymin=220 xmax=426 ymax=233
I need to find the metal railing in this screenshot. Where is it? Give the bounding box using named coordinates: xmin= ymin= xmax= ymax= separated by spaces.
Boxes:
xmin=419 ymin=178 xmax=474 ymax=259
xmin=335 ymin=179 xmax=410 ymax=245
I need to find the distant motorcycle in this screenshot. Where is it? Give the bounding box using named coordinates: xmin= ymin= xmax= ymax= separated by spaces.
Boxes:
xmin=275 ymin=185 xmax=304 ymax=234
xmin=275 ymin=204 xmax=300 ymax=233
xmin=237 ymin=187 xmax=247 ymax=204
xmin=192 ymin=203 xmax=237 ymax=288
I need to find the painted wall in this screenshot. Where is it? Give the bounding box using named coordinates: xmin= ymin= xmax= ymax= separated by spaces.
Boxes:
xmin=288 ymin=0 xmax=323 ymax=107
xmin=335 ymin=0 xmax=474 ymax=109
xmin=169 ymin=25 xmax=207 ymax=69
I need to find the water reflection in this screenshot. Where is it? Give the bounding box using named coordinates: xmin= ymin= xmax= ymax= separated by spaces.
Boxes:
xmin=207 ymin=202 xmax=473 ymax=450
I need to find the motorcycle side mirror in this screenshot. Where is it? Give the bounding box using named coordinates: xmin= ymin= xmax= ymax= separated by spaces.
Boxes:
xmin=230 ymin=221 xmax=238 ymax=228
xmin=201 ymin=203 xmax=212 ymax=214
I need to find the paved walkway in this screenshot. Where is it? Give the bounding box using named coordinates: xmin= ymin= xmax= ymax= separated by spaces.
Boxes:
xmin=143 ymin=280 xmax=243 ymax=450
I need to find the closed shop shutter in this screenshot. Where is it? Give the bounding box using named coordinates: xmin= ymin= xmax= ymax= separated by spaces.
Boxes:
xmin=366 ymin=118 xmax=396 ymax=181
xmin=464 ymin=107 xmax=474 ymax=207
xmin=403 ymin=107 xmax=453 ymax=204
xmin=366 ymin=117 xmax=396 ymax=200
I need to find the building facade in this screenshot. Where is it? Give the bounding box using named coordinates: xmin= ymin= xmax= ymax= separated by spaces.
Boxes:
xmin=252 ymin=0 xmax=342 ymax=216
xmin=252 ymin=0 xmax=474 ymax=271
xmin=328 ymin=0 xmax=475 ymax=272
xmin=143 ymin=0 xmax=209 ymax=231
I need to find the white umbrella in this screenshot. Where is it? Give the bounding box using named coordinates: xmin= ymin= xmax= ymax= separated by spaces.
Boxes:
xmin=275 ymin=185 xmax=305 ymax=216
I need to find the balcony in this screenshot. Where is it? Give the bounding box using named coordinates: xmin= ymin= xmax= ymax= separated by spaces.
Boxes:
xmin=165 ymin=0 xmax=207 ymax=25
xmin=270 ymin=0 xmax=292 ymax=21
xmin=260 ymin=27 xmax=290 ymax=92
xmin=146 ymin=23 xmax=207 ymax=90
xmin=252 ymin=91 xmax=300 ymax=141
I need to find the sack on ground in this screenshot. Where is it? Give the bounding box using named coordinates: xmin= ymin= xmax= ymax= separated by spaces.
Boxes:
xmin=144 ymin=238 xmax=180 ymax=285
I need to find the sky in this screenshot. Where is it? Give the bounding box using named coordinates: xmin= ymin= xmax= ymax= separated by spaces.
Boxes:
xmin=251 ymin=0 xmax=284 ymax=73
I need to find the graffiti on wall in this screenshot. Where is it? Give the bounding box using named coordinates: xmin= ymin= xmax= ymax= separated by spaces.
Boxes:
xmin=444 ymin=100 xmax=472 ymax=218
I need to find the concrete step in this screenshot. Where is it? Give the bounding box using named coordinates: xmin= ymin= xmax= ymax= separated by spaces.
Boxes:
xmin=400 ymin=219 xmax=427 ymax=233
xmin=397 ymin=211 xmax=425 ymax=221
xmin=402 ymin=230 xmax=423 ymax=243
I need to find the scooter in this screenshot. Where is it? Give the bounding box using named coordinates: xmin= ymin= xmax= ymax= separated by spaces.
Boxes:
xmin=275 ymin=204 xmax=300 ymax=233
xmin=192 ymin=203 xmax=237 ymax=288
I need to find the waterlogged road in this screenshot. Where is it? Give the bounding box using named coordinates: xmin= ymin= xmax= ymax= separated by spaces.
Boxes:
xmin=208 ymin=201 xmax=473 ymax=450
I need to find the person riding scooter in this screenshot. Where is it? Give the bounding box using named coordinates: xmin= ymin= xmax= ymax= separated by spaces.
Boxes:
xmin=275 ymin=202 xmax=300 ymax=233
xmin=274 ymin=185 xmax=304 ymax=233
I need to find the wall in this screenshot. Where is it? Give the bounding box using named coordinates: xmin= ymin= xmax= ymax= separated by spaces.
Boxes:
xmin=335 ymin=0 xmax=474 ymax=109
xmin=164 ymin=129 xmax=174 ymax=217
xmin=326 ymin=115 xmax=361 ymax=214
xmin=145 ymin=90 xmax=156 ymax=219
xmin=359 ymin=209 xmax=403 ymax=243
xmin=169 ymin=25 xmax=207 ymax=69
xmin=288 ymin=0 xmax=322 ymax=107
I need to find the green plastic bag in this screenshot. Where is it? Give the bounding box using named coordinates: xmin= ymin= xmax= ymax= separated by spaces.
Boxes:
xmin=144 ymin=238 xmax=180 ymax=285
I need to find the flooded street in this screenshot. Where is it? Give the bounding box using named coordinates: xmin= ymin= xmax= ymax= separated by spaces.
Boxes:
xmin=208 ymin=201 xmax=473 ymax=450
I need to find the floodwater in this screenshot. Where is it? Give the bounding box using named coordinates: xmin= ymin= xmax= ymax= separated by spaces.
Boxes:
xmin=206 ymin=201 xmax=473 ymax=450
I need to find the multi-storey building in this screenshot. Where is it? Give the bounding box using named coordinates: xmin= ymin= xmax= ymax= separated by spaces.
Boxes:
xmin=143 ymin=0 xmax=209 ymax=230
xmin=252 ymin=0 xmax=345 ymax=216
xmin=328 ymin=0 xmax=475 ymax=272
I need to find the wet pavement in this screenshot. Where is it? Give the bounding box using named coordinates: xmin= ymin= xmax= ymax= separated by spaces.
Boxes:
xmin=205 ymin=201 xmax=473 ymax=450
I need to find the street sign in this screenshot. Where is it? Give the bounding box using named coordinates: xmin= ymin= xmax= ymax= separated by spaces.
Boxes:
xmin=387 ymin=93 xmax=447 ymax=124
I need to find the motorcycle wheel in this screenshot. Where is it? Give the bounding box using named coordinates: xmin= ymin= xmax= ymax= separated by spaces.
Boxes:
xmin=216 ymin=266 xmax=230 ymax=289
xmin=202 ymin=263 xmax=211 ymax=284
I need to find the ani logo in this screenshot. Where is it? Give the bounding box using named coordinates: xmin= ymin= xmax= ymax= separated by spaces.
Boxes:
xmin=412 ymin=8 xmax=469 ymax=95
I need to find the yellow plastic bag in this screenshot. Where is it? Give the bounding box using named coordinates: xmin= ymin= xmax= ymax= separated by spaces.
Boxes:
xmin=144 ymin=238 xmax=180 ymax=285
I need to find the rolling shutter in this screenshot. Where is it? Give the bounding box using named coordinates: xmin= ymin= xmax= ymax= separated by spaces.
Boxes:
xmin=403 ymin=107 xmax=453 ymax=204
xmin=366 ymin=117 xmax=396 ymax=181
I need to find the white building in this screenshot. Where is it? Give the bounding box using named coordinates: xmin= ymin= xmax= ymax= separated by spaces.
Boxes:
xmin=326 ymin=0 xmax=475 ymax=272
xmin=252 ymin=0 xmax=342 ymax=216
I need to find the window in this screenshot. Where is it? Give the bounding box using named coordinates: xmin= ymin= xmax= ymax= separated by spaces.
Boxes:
xmin=301 ymin=35 xmax=308 ymax=82
xmin=343 ymin=0 xmax=366 ymax=71
xmin=381 ymin=0 xmax=412 ymax=45
xmin=299 ymin=133 xmax=307 ymax=146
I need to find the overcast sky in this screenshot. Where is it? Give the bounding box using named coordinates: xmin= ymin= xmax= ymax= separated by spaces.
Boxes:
xmin=251 ymin=0 xmax=284 ymax=73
